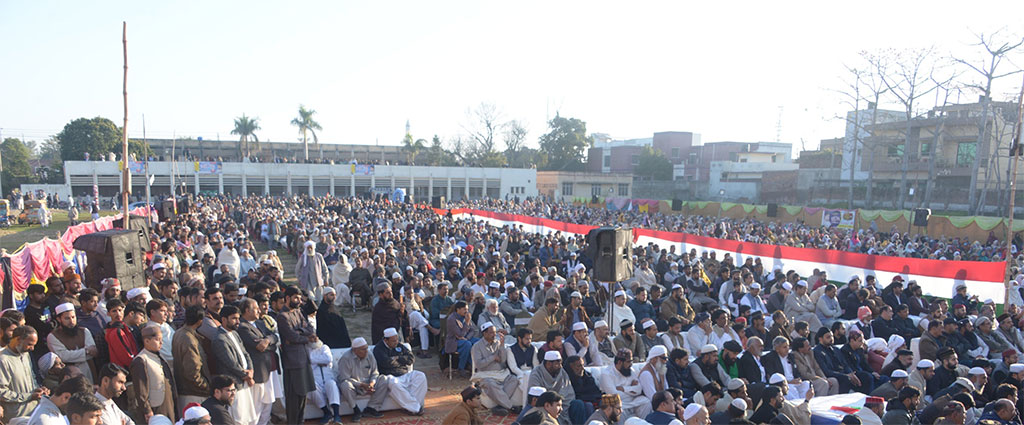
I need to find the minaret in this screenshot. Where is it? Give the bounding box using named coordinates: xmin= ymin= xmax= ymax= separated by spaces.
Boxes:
xmin=405 ymin=120 xmax=411 ymax=136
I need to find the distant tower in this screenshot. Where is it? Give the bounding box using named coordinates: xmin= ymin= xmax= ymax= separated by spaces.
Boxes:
xmin=405 ymin=120 xmax=411 ymax=136
xmin=775 ymin=106 xmax=783 ymax=143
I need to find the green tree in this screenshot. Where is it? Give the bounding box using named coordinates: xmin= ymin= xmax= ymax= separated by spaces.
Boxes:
xmin=231 ymin=114 xmax=261 ymax=158
xmin=634 ymin=146 xmax=673 ymax=180
xmin=401 ymin=134 xmax=426 ymax=164
xmin=127 ymin=139 xmax=153 ymax=159
xmin=538 ymin=114 xmax=592 ymax=171
xmin=290 ymin=105 xmax=322 ymax=161
xmin=2 ymin=137 xmax=36 ymax=189
xmin=56 ymin=117 xmax=122 ymax=161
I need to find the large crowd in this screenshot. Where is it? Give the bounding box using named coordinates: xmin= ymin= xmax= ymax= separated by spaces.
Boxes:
xmin=1 ymin=194 xmax=1024 ymax=425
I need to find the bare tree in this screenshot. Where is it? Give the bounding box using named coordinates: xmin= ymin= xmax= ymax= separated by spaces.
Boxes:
xmin=463 ymin=102 xmax=507 ymax=155
xmin=855 ymin=51 xmax=893 ymax=208
xmin=504 ymin=120 xmax=529 ymax=152
xmin=955 ymin=29 xmax=1024 ymax=214
xmin=869 ymin=47 xmax=944 ymax=209
xmin=922 ymin=82 xmax=960 ymax=208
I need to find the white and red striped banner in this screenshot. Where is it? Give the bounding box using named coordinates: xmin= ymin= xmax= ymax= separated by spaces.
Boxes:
xmin=440 ymin=208 xmax=1008 ymax=304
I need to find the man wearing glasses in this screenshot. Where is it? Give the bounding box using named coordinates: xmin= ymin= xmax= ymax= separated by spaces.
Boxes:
xmin=202 ymin=375 xmax=238 ymax=425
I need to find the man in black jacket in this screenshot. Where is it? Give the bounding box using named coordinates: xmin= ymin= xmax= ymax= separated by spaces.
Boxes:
xmin=566 ymin=355 xmax=602 ymax=406
xmin=812 ymin=328 xmax=858 ymax=393
xmin=666 ymin=348 xmax=698 ymax=397
xmin=870 ymin=305 xmax=897 ymax=341
xmin=737 ymin=337 xmax=767 ymax=384
xmin=749 ymin=386 xmax=792 ymax=424
xmin=373 ymin=327 xmax=427 ymax=415
xmin=837 ymin=330 xmax=879 ymax=393
xmin=202 ymin=375 xmax=238 ymax=425
xmin=315 ymin=288 xmax=351 ymax=348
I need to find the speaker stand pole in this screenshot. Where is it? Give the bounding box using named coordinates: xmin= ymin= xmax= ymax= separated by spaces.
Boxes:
xmin=606 ymin=281 xmax=615 ymax=337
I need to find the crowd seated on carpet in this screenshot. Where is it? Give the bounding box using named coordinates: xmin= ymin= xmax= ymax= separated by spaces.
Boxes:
xmin=2 ymin=194 xmax=1024 ymax=425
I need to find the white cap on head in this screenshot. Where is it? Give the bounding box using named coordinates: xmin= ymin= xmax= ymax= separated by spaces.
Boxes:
xmin=184 ymin=406 xmax=211 ymax=420
xmin=682 ymin=404 xmax=703 ymax=420
xmin=505 ymin=282 xmax=516 ymax=289
xmin=238 ymin=287 xmax=248 ymax=296
xmin=672 ymin=284 xmax=683 ymax=291
xmin=322 ymin=287 xmax=334 ymax=295
xmin=392 ymin=272 xmax=402 ymax=279
xmin=700 ymin=344 xmax=718 ymax=354
xmin=480 ymin=322 xmax=494 ymax=332
xmin=152 ymin=262 xmax=166 ymax=270
xmin=351 ymin=337 xmax=368 ymax=348
xmin=127 ymin=287 xmax=147 ymax=299
xmin=570 ymin=291 xmax=581 ymax=298
xmin=594 ymin=320 xmax=608 ymax=329
xmin=1010 ymin=363 xmax=1024 ymax=373
xmin=796 ymin=280 xmax=807 ymax=287
xmin=614 ymin=290 xmax=626 ymax=298
xmin=642 ymin=320 xmax=656 ymax=330
xmin=769 ymin=373 xmax=787 ymax=385
xmin=731 ymin=398 xmax=748 ymax=411
xmin=383 ymin=328 xmax=398 ymax=338
xmin=917 ymin=359 xmax=935 ymax=369
xmin=968 ymin=367 xmax=986 ymax=375
xmin=544 ymin=351 xmax=562 ymax=362
xmin=55 ymin=302 xmax=75 ymax=316
xmin=782 ymin=282 xmax=793 ymax=290
xmin=37 ymin=352 xmax=57 ymax=374
xmin=646 ymin=345 xmax=667 ymax=361
xmin=572 ymin=322 xmax=588 ymax=332
xmin=528 ymin=386 xmax=546 ymax=397
xmin=891 ymin=369 xmax=909 ymax=378
xmin=489 ymin=281 xmax=500 ymax=288
xmin=750 ymin=283 xmax=761 ymax=290
xmin=304 ymin=240 xmax=315 ymax=249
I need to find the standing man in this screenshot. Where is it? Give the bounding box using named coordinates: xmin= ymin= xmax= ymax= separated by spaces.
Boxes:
xmin=0 ymin=326 xmax=47 ymax=421
xmin=172 ymin=305 xmax=211 ymax=407
xmin=46 ymin=303 xmax=97 ymax=383
xmin=296 ymin=241 xmax=329 ymax=293
xmin=373 ymin=327 xmax=428 ymax=415
xmin=335 ymin=337 xmax=388 ymax=422
xmin=95 ymin=364 xmax=134 ymax=425
xmin=277 ymin=286 xmax=317 ymax=425
xmin=471 ymin=322 xmax=521 ymax=415
xmin=202 ymin=375 xmax=238 ymax=425
xmin=237 ymin=298 xmax=279 ymax=425
xmin=213 ymin=305 xmax=258 ymax=425
xmin=130 ymin=326 xmax=177 ymax=421
xmin=370 ymin=282 xmax=410 ymax=345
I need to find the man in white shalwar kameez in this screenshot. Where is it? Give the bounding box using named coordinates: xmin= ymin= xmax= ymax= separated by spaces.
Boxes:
xmin=295 ymin=241 xmax=329 ymax=294
xmin=331 ymin=253 xmax=352 ymax=307
xmin=216 ymin=239 xmax=241 ymax=279
xmin=598 ymin=348 xmax=651 ymax=420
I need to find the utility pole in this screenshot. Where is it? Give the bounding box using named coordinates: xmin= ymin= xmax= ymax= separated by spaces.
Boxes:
xmin=121 ymin=22 xmax=130 ymax=221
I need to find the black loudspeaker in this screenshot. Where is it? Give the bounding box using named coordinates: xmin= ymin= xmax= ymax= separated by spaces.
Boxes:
xmin=431 ymin=196 xmax=446 ymax=209
xmin=913 ymin=208 xmax=931 ymax=227
xmin=592 ymin=195 xmax=599 ymax=204
xmin=115 ymin=215 xmax=153 ymax=252
xmin=585 ymin=227 xmax=634 ymax=282
xmin=671 ymin=199 xmax=683 ymax=211
xmin=158 ymin=200 xmax=176 ymax=222
xmin=72 ymin=229 xmax=149 ymax=291
xmin=767 ymin=203 xmax=779 ymax=217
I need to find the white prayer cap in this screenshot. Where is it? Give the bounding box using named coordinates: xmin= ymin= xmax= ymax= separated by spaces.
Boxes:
xmin=1010 ymin=363 xmax=1024 ymax=373
xmin=351 ymin=337 xmax=368 ymax=348
xmin=700 ymin=344 xmax=718 ymax=354
xmin=954 ymin=377 xmax=976 ymax=391
xmin=489 ymin=281 xmax=500 ymax=288
xmin=152 ymin=262 xmax=166 ymax=270
xmin=149 ymin=415 xmax=173 ymax=425
xmin=968 ymin=367 xmax=986 ymax=375
xmin=571 ymin=291 xmax=582 ymax=298
xmin=594 ymin=320 xmax=608 ymax=329
xmin=505 ymin=281 xmax=516 ymax=289
xmin=127 ymin=287 xmax=147 ymax=299
xmin=55 ymin=302 xmax=75 ymax=316
xmin=572 ymin=322 xmax=588 ymax=332
xmin=263 ymin=259 xmax=273 ymax=265
xmin=750 ymin=283 xmax=761 ymax=290
xmin=304 ymin=240 xmax=315 ymax=249
xmin=682 ymin=403 xmax=703 ymax=420
xmin=544 ymin=351 xmax=562 ymax=362
xmin=60 ymin=261 xmax=75 ymax=271
xmin=37 ymin=352 xmax=57 ymax=374
xmin=782 ymin=282 xmax=793 ymax=290
xmin=891 ymin=369 xmax=909 ymax=378
xmin=480 ymin=322 xmax=494 ymax=332
xmin=731 ymin=398 xmax=748 ymax=411
xmin=769 ymin=373 xmax=787 ymax=385
xmin=647 ymin=345 xmax=667 ymax=361
xmin=383 ymin=328 xmax=399 ymax=338
xmin=183 ymin=406 xmax=210 ymax=420
xmin=917 ymin=359 xmax=935 ymax=369
xmin=528 ymin=386 xmax=546 ymax=397
xmin=796 ymin=280 xmax=807 ymax=287
xmin=614 ymin=290 xmax=626 ymax=298
xmin=642 ymin=320 xmax=656 ymax=330
xmin=322 ymin=287 xmax=335 ymax=295
xmin=392 ymin=272 xmax=402 ymax=279
xmin=624 ymin=419 xmax=652 ymax=425
xmin=671 ymin=284 xmax=683 ymax=291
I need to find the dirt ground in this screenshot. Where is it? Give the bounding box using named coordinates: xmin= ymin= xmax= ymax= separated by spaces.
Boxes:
xmin=0 ymin=209 xmax=117 ymax=252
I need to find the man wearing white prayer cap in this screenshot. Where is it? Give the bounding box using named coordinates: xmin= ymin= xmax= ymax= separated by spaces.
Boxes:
xmin=565 ymin=321 xmax=594 ymax=365
xmin=373 ymin=327 xmax=428 ymax=415
xmin=515 ymin=386 xmax=548 ymax=423
xmin=529 ymin=349 xmax=590 ymax=424
xmin=295 ymin=239 xmax=328 ymax=293
xmin=611 ymin=290 xmax=637 ymax=336
xmin=638 ymin=345 xmax=669 ymax=398
xmin=682 ymin=403 xmax=709 ymax=425
xmin=471 ymin=321 xmax=522 ymax=415
xmin=909 ymin=359 xmax=935 ymax=398
xmin=335 ymin=337 xmax=389 ymax=421
xmin=589 ymin=320 xmax=615 ymax=367
xmin=767 ymin=373 xmax=813 ymax=424
xmin=48 ymin=302 xmax=98 ymax=383
xmin=870 ymin=368 xmax=909 ymax=399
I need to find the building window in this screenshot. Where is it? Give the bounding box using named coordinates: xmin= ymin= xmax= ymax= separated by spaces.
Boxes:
xmin=887 ymin=144 xmax=904 ymax=158
xmin=920 ymin=142 xmax=931 ymax=157
xmin=956 ymin=142 xmax=976 ymax=167
xmin=591 ymin=185 xmax=602 ymax=197
xmin=688 ymin=153 xmax=698 ymax=165
xmin=562 ymin=182 xmax=574 ymax=196
xmin=618 ymin=183 xmax=629 ymax=196
xmin=603 ymin=155 xmax=611 ymax=167
xmin=631 ymin=155 xmax=639 ymax=166
xmin=671 ymin=148 xmax=680 ymax=158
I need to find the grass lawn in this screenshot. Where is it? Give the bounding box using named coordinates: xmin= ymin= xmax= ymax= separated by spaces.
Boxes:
xmin=0 ymin=209 xmax=118 ymax=253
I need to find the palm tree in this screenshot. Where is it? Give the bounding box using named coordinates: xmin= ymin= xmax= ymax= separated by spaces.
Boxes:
xmin=231 ymin=114 xmax=261 ymax=158
xmin=401 ymin=134 xmax=426 ymax=164
xmin=290 ymin=105 xmax=322 ymax=160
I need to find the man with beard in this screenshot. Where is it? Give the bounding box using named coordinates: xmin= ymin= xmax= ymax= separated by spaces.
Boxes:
xmin=584 ymin=394 xmax=622 ymax=425
xmin=598 ymin=348 xmax=650 ymax=420
xmin=237 ymin=298 xmax=279 ymax=425
xmin=296 ymin=241 xmax=329 ymax=294
xmin=373 ymin=327 xmax=428 ymax=415
xmin=837 ymin=330 xmax=879 ymax=393
xmin=210 ymin=304 xmax=257 ymax=425
xmin=560 ymin=291 xmax=592 ymax=336
xmin=930 ymin=347 xmax=960 ymax=396
xmin=130 ymin=326 xmax=177 ymax=421
xmin=46 ymin=303 xmax=97 ymax=383
xmin=203 ymin=375 xmax=238 ymax=425
xmin=277 ymin=286 xmax=317 ymax=425
xmin=315 ymin=287 xmax=351 ymax=348
xmin=881 ymin=349 xmax=915 ymax=377
xmin=173 ymin=305 xmax=211 ymax=408
xmin=335 ymin=337 xmax=388 ymax=422
xmin=690 ymin=343 xmax=731 ymax=388
xmin=531 ymin=350 xmax=590 ymax=424
xmin=470 ymin=322 xmax=521 ymax=416
xmin=0 ymin=326 xmax=46 ymax=421
xmin=95 ymin=364 xmax=133 ymax=425
xmin=23 ymin=284 xmax=54 ymax=360
xmin=613 ymin=319 xmax=645 ymax=363
xmin=749 ymin=385 xmax=791 ymax=425
xmin=564 ymin=322 xmax=594 ymax=366
xmin=566 ymin=354 xmax=602 ymax=407
xmin=589 ymin=320 xmax=615 ymax=367
xmin=659 ymin=285 xmax=695 ymax=326
xmin=639 ymin=345 xmax=670 ymax=399
xmin=198 ymin=287 xmax=225 ymax=342
xmin=871 ymin=369 xmax=910 ymax=399
xmin=370 ymin=282 xmax=410 ymax=345
xmin=813 ymin=327 xmax=863 ymax=393
xmin=640 ymin=319 xmax=662 ymax=354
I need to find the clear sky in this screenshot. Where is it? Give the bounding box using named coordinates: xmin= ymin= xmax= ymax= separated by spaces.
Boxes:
xmin=1 ymin=1 xmax=1022 ymax=155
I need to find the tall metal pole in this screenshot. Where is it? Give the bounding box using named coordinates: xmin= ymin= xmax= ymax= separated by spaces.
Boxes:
xmin=121 ymin=22 xmax=130 ymax=221
xmin=1003 ymin=72 xmax=1024 ymax=291
xmin=143 ymin=114 xmax=151 ymax=208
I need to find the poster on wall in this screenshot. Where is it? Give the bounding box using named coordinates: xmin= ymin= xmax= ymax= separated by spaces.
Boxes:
xmin=351 ymin=164 xmax=375 ymax=175
xmin=194 ymin=161 xmax=223 ymax=174
xmin=822 ymin=209 xmax=856 ymax=229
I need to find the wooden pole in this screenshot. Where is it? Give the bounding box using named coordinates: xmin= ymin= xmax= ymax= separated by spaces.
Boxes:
xmin=121 ymin=22 xmax=130 ymax=222
xmin=1003 ymin=72 xmax=1024 ymax=291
